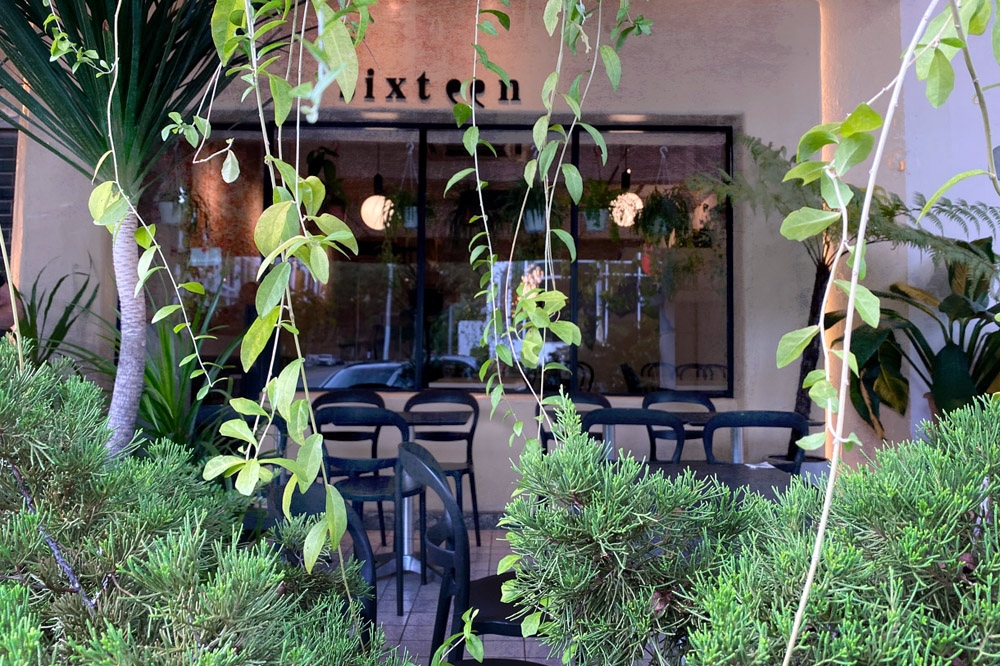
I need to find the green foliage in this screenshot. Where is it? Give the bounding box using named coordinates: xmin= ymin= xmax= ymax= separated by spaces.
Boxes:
xmin=684 ymin=396 xmax=1000 ymax=665
xmin=0 ymin=345 xmax=408 ymax=665
xmin=503 ymin=394 xmax=1000 ymax=665
xmin=12 ymin=268 xmax=104 ymax=370
xmin=457 ymin=1 xmax=652 ymax=413
xmin=834 ymin=240 xmax=1000 ymax=435
xmin=137 ymin=290 xmax=241 ymax=461
xmin=501 ymin=396 xmax=762 ymax=666
xmin=0 ymin=0 xmax=223 ymax=197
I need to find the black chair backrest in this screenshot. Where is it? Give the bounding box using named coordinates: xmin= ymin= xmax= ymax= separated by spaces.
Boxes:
xmin=702 ymin=410 xmax=810 ymax=470
xmin=276 ymin=482 xmax=377 ymax=628
xmin=577 ymin=360 xmax=595 ymax=392
xmin=535 ymin=392 xmax=612 ymax=452
xmin=620 ymin=363 xmax=644 ymax=393
xmin=403 ymin=389 xmax=479 ymax=446
xmin=568 ymin=391 xmax=612 ymax=410
xmin=312 ymin=389 xmax=386 ymax=455
xmin=397 ymin=442 xmax=471 ymax=655
xmin=642 ymin=389 xmax=716 ymax=413
xmin=313 ymin=388 xmax=385 ymax=410
xmin=580 ymin=407 xmax=685 ymax=459
xmin=315 ymin=406 xmax=409 ymax=475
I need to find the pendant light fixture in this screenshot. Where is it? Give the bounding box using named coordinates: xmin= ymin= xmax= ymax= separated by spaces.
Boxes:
xmin=360 ymin=145 xmax=392 ymax=231
xmin=611 ymin=148 xmax=643 ymax=227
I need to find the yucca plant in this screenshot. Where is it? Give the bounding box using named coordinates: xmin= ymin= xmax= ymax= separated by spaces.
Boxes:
xmin=0 ymin=0 xmax=226 ymax=455
xmin=138 ymin=287 xmax=242 ymax=462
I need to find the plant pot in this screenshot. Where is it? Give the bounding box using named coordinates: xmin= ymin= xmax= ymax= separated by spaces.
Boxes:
xmin=583 ymin=209 xmax=608 ymax=232
xmin=402 ymin=205 xmax=418 ymax=229
xmin=524 ymin=209 xmax=545 ymax=233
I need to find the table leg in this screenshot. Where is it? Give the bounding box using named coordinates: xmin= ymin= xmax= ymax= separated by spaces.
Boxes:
xmin=399 ymin=496 xmax=422 ymax=573
xmin=604 ymin=424 xmax=616 ymax=460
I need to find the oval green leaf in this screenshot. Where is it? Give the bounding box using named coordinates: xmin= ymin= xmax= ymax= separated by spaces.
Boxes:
xmin=257 ymin=261 xmax=291 ymax=315
xmin=303 ymin=518 xmax=328 ymax=574
xmin=776 ymin=326 xmax=820 ymax=368
xmin=780 ymin=207 xmax=841 ymax=241
xmin=834 ymin=280 xmax=881 ymax=328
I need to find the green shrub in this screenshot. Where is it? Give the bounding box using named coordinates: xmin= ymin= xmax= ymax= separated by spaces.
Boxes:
xmin=501 ymin=398 xmax=766 ymax=665
xmin=684 ymin=397 xmax=1000 ymax=666
xmin=0 ymin=342 xmax=409 ymax=665
xmin=504 ymin=394 xmax=1000 ymax=665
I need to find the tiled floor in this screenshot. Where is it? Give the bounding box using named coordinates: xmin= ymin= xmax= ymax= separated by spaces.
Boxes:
xmin=368 ymin=528 xmax=563 ymax=666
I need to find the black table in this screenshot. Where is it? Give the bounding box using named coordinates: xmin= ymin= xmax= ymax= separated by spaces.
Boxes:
xmin=645 ymin=461 xmax=799 ymax=501
xmin=396 ymin=410 xmax=472 ymax=427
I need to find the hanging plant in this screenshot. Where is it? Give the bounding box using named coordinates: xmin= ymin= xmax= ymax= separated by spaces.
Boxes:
xmin=501 ymin=180 xmax=550 ymax=233
xmin=305 ymin=146 xmax=347 ymax=213
xmin=633 ymin=186 xmax=693 ymax=245
xmin=579 ymin=178 xmax=615 ymax=231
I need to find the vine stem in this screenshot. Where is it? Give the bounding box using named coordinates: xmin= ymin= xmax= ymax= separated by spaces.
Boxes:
xmin=948 ymin=0 xmax=1000 ymax=198
xmin=780 ymin=2 xmax=940 ymax=663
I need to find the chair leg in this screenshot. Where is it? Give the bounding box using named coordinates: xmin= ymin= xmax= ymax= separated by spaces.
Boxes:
xmin=430 ymin=579 xmax=452 ymax=659
xmin=376 ymin=500 xmax=387 ymax=547
xmin=395 ymin=497 xmax=404 ymax=617
xmin=647 ymin=427 xmax=659 ymax=463
xmin=419 ymin=490 xmax=427 ymax=585
xmin=467 ymin=470 xmax=481 ymax=547
xmin=671 ymin=437 xmax=685 ymax=464
xmin=452 ymin=474 xmax=463 ymax=515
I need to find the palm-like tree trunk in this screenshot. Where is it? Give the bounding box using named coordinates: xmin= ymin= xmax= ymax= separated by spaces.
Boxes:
xmin=106 ymin=210 xmax=144 ymax=456
xmin=0 ymin=0 xmax=226 ymax=454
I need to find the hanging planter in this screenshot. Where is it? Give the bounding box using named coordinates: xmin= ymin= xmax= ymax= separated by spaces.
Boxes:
xmin=157 ymin=198 xmax=186 ymax=226
xmin=580 ymin=178 xmax=615 ymax=232
xmin=502 ymin=181 xmax=550 ymax=234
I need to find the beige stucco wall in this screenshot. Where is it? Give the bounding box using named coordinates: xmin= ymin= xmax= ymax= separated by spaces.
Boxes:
xmin=13 ymin=0 xmax=924 ymax=511
xmin=13 ymin=136 xmax=116 ymax=367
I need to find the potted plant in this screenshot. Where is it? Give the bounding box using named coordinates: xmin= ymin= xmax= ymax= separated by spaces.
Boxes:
xmin=633 ymin=185 xmax=695 ymax=246
xmin=502 ymin=180 xmax=548 ymax=233
xmin=837 ymin=239 xmax=1000 ymax=437
xmin=579 ymin=178 xmax=615 ymax=231
xmin=388 ymin=189 xmax=424 ymax=230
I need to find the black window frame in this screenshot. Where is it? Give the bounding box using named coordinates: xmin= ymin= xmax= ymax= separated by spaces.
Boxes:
xmin=258 ymin=119 xmax=735 ymax=397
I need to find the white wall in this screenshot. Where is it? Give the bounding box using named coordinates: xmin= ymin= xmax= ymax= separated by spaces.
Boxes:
xmin=900 ymin=0 xmax=1000 ymax=435
xmin=13 ymin=136 xmax=116 ymax=368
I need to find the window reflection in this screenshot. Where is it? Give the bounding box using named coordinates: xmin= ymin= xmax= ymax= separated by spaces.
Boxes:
xmin=144 ymin=124 xmax=732 ymax=395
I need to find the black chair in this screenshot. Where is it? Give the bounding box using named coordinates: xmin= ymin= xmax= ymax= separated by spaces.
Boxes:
xmin=701 ymin=411 xmax=810 ymax=470
xmin=271 ymin=483 xmax=378 ymax=631
xmin=535 ymin=391 xmax=611 ymax=453
xmin=642 ymin=389 xmax=716 ymax=463
xmin=620 ymin=363 xmax=655 ymax=394
xmin=316 ymin=406 xmax=421 ymax=617
xmin=580 ymin=407 xmax=686 ymax=461
xmin=312 ymin=389 xmax=388 ymax=543
xmin=397 ymin=442 xmax=546 ymax=666
xmin=577 ymin=360 xmax=595 ymax=392
xmin=403 ymin=389 xmax=482 ymax=547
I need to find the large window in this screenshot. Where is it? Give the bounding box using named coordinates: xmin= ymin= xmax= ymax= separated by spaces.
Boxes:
xmin=150 ymin=121 xmax=732 ymax=395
